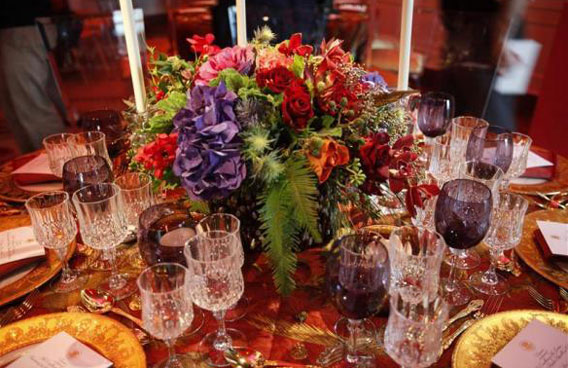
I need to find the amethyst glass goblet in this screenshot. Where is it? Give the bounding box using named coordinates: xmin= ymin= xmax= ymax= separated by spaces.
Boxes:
xmin=62 ymin=155 xmax=113 ymax=198
xmin=466 ymin=126 xmax=513 ymax=175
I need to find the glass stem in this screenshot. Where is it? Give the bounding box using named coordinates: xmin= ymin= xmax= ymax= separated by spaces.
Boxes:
xmin=165 ymin=338 xmax=178 ymax=363
xmin=212 ymin=310 xmax=232 ymax=351
xmin=57 ymin=247 xmax=74 ymax=284
xmin=346 ymin=319 xmax=362 ymax=364
xmin=105 ymin=247 xmax=121 ymax=289
xmin=481 ymin=249 xmax=499 ymax=285
xmin=446 ymin=262 xmax=458 ymax=292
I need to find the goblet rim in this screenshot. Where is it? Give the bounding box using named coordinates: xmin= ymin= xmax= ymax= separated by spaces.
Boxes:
xmin=389 ymin=225 xmax=447 ymax=257
xmin=451 ymin=115 xmax=489 ymax=129
xmin=115 ymin=172 xmax=152 ymax=191
xmin=440 ymin=178 xmax=492 ymax=203
xmin=137 ymin=262 xmax=191 ymax=295
xmin=337 ymin=228 xmax=387 ymax=258
xmin=183 ymin=232 xmax=241 ymax=265
xmin=72 ymin=182 xmax=121 ymax=206
xmin=43 ymin=132 xmax=75 ymax=146
xmin=62 ymin=154 xmax=110 ymax=174
xmin=197 ymin=212 xmax=241 ymax=234
xmin=68 ymin=130 xmax=106 ymax=144
xmin=25 ymin=190 xmax=70 ymax=210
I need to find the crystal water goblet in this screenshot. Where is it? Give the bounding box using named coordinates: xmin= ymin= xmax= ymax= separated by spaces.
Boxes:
xmin=138 ymin=262 xmax=194 ymax=368
xmin=388 ymin=226 xmax=446 ymax=304
xmin=184 ymin=231 xmax=245 ymax=367
xmin=197 ymin=213 xmax=247 ymax=322
xmin=435 ymin=179 xmax=492 ymax=305
xmin=68 ymin=131 xmax=112 ymax=169
xmin=469 ymin=193 xmax=528 ymax=295
xmin=25 ymin=191 xmax=86 ymax=292
xmin=449 ymin=116 xmax=489 ymax=164
xmin=502 ymin=132 xmax=532 ymax=188
xmin=429 ymin=134 xmax=454 ymax=185
xmin=72 ymin=183 xmax=136 ymax=300
xmin=115 ymin=172 xmax=153 ymax=241
xmin=384 ymin=292 xmax=448 ymax=368
xmin=326 ymin=229 xmax=390 ymax=367
xmin=42 ymin=133 xmax=74 ymax=177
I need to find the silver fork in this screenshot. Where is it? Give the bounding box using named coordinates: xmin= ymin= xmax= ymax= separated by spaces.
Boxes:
xmin=441 ymin=295 xmax=504 ymax=352
xmin=0 ymin=289 xmax=40 ymax=327
xmin=560 ymin=287 xmax=568 ymax=303
xmin=526 ymin=285 xmax=557 ymax=311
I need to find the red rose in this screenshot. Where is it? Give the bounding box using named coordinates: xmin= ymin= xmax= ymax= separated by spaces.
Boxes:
xmin=256 ymin=66 xmax=297 ymax=93
xmin=282 ymin=81 xmax=314 ymax=131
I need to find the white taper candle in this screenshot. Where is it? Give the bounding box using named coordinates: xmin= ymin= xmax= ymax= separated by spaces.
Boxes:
xmin=236 ymin=0 xmax=247 ymax=46
xmin=397 ymin=0 xmax=414 ymax=90
xmin=118 ymin=0 xmax=146 ymax=113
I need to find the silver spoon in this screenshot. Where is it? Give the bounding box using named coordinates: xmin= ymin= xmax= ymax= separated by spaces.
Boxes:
xmin=80 ymin=288 xmax=145 ymax=329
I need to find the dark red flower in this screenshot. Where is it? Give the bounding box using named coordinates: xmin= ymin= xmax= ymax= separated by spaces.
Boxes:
xmin=152 ymin=86 xmax=165 ymax=101
xmin=187 ymin=33 xmax=220 ymax=56
xmin=135 ymin=133 xmax=178 ymax=179
xmin=282 ymin=81 xmax=314 ymax=131
xmin=317 ymin=38 xmax=351 ymax=77
xmin=359 ymin=132 xmax=392 ymax=194
xmin=256 ymin=66 xmax=298 ymax=93
xmin=278 ymin=33 xmax=313 ymax=57
xmin=405 ymin=184 xmax=440 ymax=217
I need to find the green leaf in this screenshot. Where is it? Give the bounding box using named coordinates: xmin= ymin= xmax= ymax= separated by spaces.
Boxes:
xmin=284 ymin=157 xmax=322 ymax=243
xmin=188 ymin=200 xmax=210 ymax=214
xmin=148 ymin=114 xmax=173 ymax=133
xmin=258 ymin=181 xmax=299 ymax=295
xmin=155 ymin=91 xmax=187 ymax=114
xmin=210 ymin=68 xmax=251 ymax=92
xmin=321 ymin=115 xmax=335 ymax=129
xmin=291 ymin=54 xmax=305 ymax=78
xmin=318 ymin=126 xmax=343 ymax=138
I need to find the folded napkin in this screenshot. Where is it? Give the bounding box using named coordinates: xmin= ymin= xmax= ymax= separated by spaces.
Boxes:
xmin=0 ymin=227 xmax=45 ymax=278
xmin=522 ymin=150 xmax=557 ymax=180
xmin=10 ymin=153 xmax=59 ymax=185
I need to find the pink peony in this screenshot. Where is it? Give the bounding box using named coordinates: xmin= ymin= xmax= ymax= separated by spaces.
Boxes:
xmin=256 ymin=47 xmax=292 ymax=70
xmin=195 ymin=46 xmax=255 ymax=85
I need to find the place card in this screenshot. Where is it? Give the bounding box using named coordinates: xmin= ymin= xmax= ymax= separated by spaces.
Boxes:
xmin=11 ymin=153 xmax=59 ymax=185
xmin=7 ymin=332 xmax=112 ymax=368
xmin=492 ymin=320 xmax=568 ymax=368
xmin=537 ymin=220 xmax=568 ymax=258
xmin=526 ymin=151 xmax=554 ymax=169
xmin=0 ymin=227 xmax=44 ymax=266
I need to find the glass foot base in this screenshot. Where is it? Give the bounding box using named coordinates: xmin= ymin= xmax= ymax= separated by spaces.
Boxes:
xmin=225 ymin=297 xmax=250 ymax=322
xmin=51 ymin=271 xmax=88 ymax=293
xmin=444 ymin=248 xmax=480 ymax=270
xmin=155 ymin=353 xmax=196 ymax=368
xmin=334 ymin=317 xmax=379 ymax=349
xmin=469 ymin=271 xmax=509 ymax=295
xmin=199 ymin=328 xmax=247 ymax=367
xmin=100 ymin=273 xmax=137 ymax=301
xmin=442 ymin=279 xmax=471 ymax=306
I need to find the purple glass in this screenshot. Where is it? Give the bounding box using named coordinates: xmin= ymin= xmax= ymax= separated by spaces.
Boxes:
xmin=80 ymin=109 xmax=127 ymax=157
xmin=466 ymin=126 xmax=514 ymax=174
xmin=62 ymin=155 xmax=114 ymax=197
xmin=417 ymin=92 xmax=455 ymax=138
xmin=138 ymin=202 xmax=199 ymax=267
xmin=435 ymin=179 xmax=492 ymax=305
xmin=326 ymin=228 xmax=389 ymax=365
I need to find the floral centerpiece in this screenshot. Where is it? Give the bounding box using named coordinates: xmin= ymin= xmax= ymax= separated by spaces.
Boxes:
xmin=128 ymin=27 xmax=437 ymax=294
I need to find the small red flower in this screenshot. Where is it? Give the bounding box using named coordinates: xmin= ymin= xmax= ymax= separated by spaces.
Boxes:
xmin=405 ymin=184 xmax=440 ymax=217
xmin=278 ymin=33 xmax=313 ymax=57
xmin=282 ymin=81 xmax=314 ymax=131
xmin=187 ymin=33 xmax=220 ymax=56
xmin=152 ymin=86 xmax=165 ymax=101
xmin=318 ymin=38 xmax=351 ymax=77
xmin=256 ymin=66 xmax=298 ymax=93
xmin=135 ymin=133 xmax=178 ymax=179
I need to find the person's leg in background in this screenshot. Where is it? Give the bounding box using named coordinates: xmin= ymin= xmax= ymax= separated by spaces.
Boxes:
xmin=0 ymin=25 xmax=66 ymax=153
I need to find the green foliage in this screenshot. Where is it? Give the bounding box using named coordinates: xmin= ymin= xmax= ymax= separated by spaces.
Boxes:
xmin=258 ymin=156 xmax=321 ymax=294
xmin=291 ymin=54 xmax=305 ymax=78
xmin=145 ymin=91 xmax=187 ymax=134
xmin=210 ymin=68 xmax=256 ymax=93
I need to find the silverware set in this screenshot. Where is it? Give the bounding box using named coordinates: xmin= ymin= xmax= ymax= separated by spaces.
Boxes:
xmin=526 ymin=285 xmax=568 ymax=312
xmin=0 ymin=289 xmax=40 ymax=327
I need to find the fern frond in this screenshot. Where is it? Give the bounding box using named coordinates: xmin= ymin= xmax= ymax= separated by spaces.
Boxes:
xmin=284 ymin=157 xmax=322 ymax=243
xmin=258 ymin=181 xmax=299 ymax=295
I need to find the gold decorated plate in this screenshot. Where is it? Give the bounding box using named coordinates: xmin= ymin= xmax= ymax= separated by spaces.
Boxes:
xmin=509 ymin=150 xmax=568 ymax=194
xmin=0 ymin=215 xmax=75 ymax=306
xmin=0 ymin=152 xmax=41 ymax=203
xmin=0 ymin=312 xmax=146 ymax=367
xmin=515 ymin=209 xmax=568 ymax=288
xmin=452 ymin=310 xmax=568 ymax=368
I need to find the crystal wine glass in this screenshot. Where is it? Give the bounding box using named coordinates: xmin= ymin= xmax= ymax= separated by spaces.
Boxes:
xmin=25 ymin=191 xmax=86 ymax=292
xmin=115 ymin=172 xmax=154 ymax=241
xmin=184 ymin=231 xmax=245 ymax=367
xmin=137 ymin=262 xmax=194 ymax=368
xmin=502 ymin=132 xmax=532 ymax=189
xmin=62 ymin=155 xmax=114 ymax=198
xmin=384 ymin=292 xmax=448 ymax=368
xmin=197 ymin=213 xmax=247 ymax=322
xmin=42 ymin=133 xmax=74 ymax=177
xmin=449 ymin=116 xmax=489 ymax=165
xmin=72 ymin=183 xmax=136 ymax=300
xmin=435 ymin=179 xmax=493 ymax=305
xmin=388 ymin=226 xmax=446 ymax=304
xmin=68 ymin=131 xmax=112 ymax=169
xmin=429 ymin=134 xmax=454 ymax=185
xmin=466 ymin=126 xmax=513 ymax=175
xmin=469 ymin=193 xmax=528 ymax=295
xmin=326 ymin=228 xmax=389 ymax=367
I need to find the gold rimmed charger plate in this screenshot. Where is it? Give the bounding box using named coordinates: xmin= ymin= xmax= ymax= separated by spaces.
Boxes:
xmin=0 ymin=215 xmax=75 ymax=306
xmin=0 ymin=312 xmax=146 ymax=367
xmin=509 ymin=151 xmax=568 ymax=194
xmin=515 ymin=209 xmax=568 ymax=288
xmin=452 ymin=310 xmax=568 ymax=368
xmin=0 ymin=151 xmax=42 ymax=203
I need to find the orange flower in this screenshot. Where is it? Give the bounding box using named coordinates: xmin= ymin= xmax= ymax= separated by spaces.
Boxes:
xmin=307 ymin=140 xmax=350 ymax=183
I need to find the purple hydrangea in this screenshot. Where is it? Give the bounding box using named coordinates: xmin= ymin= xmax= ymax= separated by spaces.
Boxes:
xmin=172 ymin=82 xmax=246 ymax=200
xmin=362 ymin=72 xmax=387 ymax=89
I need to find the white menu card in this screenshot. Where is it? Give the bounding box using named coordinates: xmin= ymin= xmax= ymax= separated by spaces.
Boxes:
xmin=0 ymin=227 xmax=44 ymax=266
xmin=537 ymin=220 xmax=568 ymax=257
xmin=7 ymin=332 xmax=112 ymax=368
